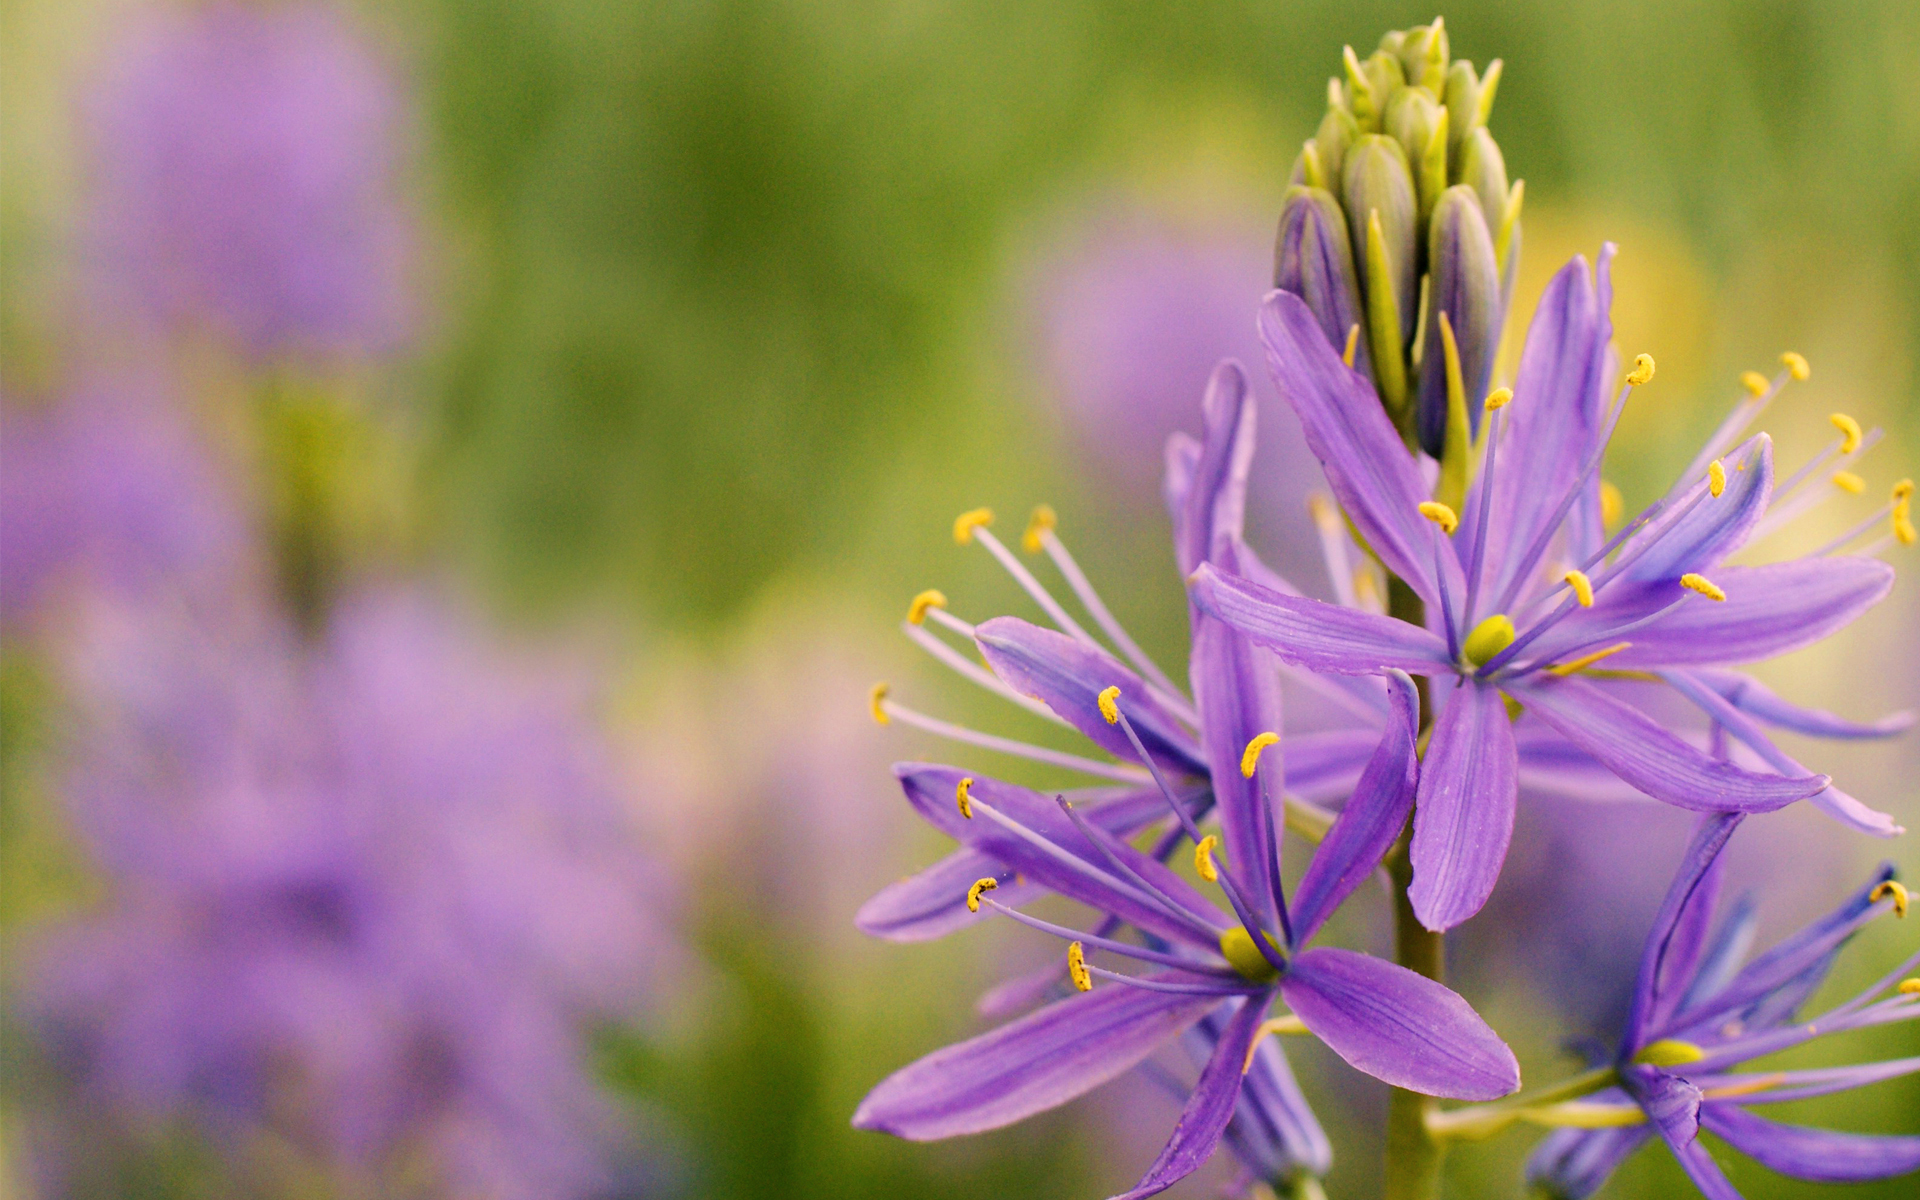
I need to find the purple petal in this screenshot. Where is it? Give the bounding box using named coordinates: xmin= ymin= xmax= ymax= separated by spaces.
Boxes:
xmin=1109 ymin=995 xmax=1266 ymax=1199
xmin=855 ymin=846 xmax=1041 ymax=941
xmin=1189 ymin=564 xmax=1451 ymax=676
xmin=852 ymin=981 xmax=1222 ymax=1139
xmin=1190 ymin=601 xmax=1284 ymax=917
xmin=1257 ymin=289 xmax=1460 ymax=606
xmin=1409 ymin=679 xmax=1519 ymax=931
xmin=1174 ymin=361 xmax=1256 ymax=576
xmin=1280 ymin=946 xmax=1519 ymax=1100
xmin=1618 ymin=434 xmax=1771 ymax=582
xmin=1690 ymin=668 xmax=1913 ymax=740
xmin=1507 ymin=675 xmax=1827 ymax=812
xmin=1623 ymin=1067 xmax=1739 ymax=1200
xmin=1526 ymin=1123 xmax=1654 ymax=1200
xmin=1622 ymin=812 xmax=1740 ymax=1048
xmin=1291 ymin=671 xmax=1420 ymax=942
xmin=1281 ymin=729 xmax=1380 ymax=803
xmin=1231 ymin=1023 xmax=1333 ymax=1178
xmin=976 ymin=617 xmax=1206 ymax=776
xmin=1703 ymin=1104 xmax=1920 ymax=1183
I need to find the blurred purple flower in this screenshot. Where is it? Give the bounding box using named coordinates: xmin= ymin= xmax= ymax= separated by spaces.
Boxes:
xmin=1 ymin=381 xmax=243 ymax=627
xmin=82 ymin=2 xmax=414 ymax=356
xmin=19 ymin=590 xmax=676 ymax=1198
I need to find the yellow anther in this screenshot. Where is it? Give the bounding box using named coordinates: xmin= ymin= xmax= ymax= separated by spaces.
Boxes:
xmin=1739 ymin=370 xmax=1771 ymax=397
xmin=1194 ymin=835 xmax=1220 ymax=882
xmin=965 ymin=877 xmax=999 ymax=913
xmin=1871 ymin=879 xmax=1910 ymax=918
xmin=1708 ymin=460 xmax=1726 ymax=498
xmin=1067 ymin=941 xmax=1092 ymax=991
xmin=1462 ymin=614 xmax=1517 ymax=667
xmin=1781 ymin=351 xmax=1810 ymax=381
xmin=1702 ymin=1073 xmax=1787 ymax=1101
xmin=1893 ymin=479 xmax=1914 ymax=501
xmin=955 ymin=776 xmax=975 ymax=820
xmin=1218 ymin=927 xmax=1282 ymax=983
xmin=1680 ymin=573 xmax=1727 ymax=602
xmin=1547 ymin=642 xmax=1633 ymax=677
xmin=907 ymin=589 xmax=948 ymax=624
xmin=1485 ymin=386 xmax=1513 ymax=411
xmin=1899 ymin=978 xmax=1920 ymax=996
xmin=1633 ymin=1039 xmax=1707 ymax=1067
xmin=1341 ymin=323 xmax=1361 ymax=368
xmin=1418 ymin=501 xmax=1459 ymax=535
xmin=1832 ymin=471 xmax=1866 ymax=495
xmin=1895 ymin=501 xmax=1916 ymax=547
xmin=1242 ymin=1014 xmax=1310 ymax=1072
xmin=869 ymin=682 xmax=891 ymax=724
xmin=1097 ymin=685 xmax=1121 ymax=725
xmin=953 ymin=507 xmax=994 ymax=545
xmin=1564 ymin=570 xmax=1595 ymax=608
xmin=1600 ymin=480 xmax=1625 ymax=529
xmin=1626 ymin=353 xmax=1656 ymax=386
xmin=1022 ymin=504 xmax=1058 ymax=554
xmin=1830 ymin=413 xmax=1863 ymax=455
xmin=1353 ymin=569 xmax=1381 ymax=611
xmin=1240 ymin=732 xmax=1281 ymax=778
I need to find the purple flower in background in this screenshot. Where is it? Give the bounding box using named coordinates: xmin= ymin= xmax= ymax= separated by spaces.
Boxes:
xmin=1524 ymin=813 xmax=1920 ymax=1199
xmin=19 ymin=591 xmax=675 ymax=1198
xmin=83 ymin=2 xmax=413 ymax=356
xmin=854 ymin=366 xmax=1516 ymax=1198
xmin=1193 ymin=248 xmax=1903 ymax=932
xmin=1 ymin=382 xmax=242 ymax=626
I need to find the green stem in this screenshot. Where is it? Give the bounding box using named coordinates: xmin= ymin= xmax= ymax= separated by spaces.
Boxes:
xmin=1425 ymin=1064 xmax=1619 ymax=1142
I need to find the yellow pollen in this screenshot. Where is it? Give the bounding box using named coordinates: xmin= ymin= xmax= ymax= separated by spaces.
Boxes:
xmin=1418 ymin=501 xmax=1459 ymax=535
xmin=1485 ymin=386 xmax=1513 ymax=411
xmin=1240 ymin=732 xmax=1281 ymax=778
xmin=1830 ymin=413 xmax=1863 ymax=455
xmin=907 ymin=589 xmax=948 ymax=624
xmin=1708 ymin=460 xmax=1726 ymax=498
xmin=1600 ymin=480 xmax=1625 ymax=529
xmin=1022 ymin=504 xmax=1058 ymax=554
xmin=966 ymin=877 xmax=999 ymax=913
xmin=1900 ymin=978 xmax=1920 ymax=996
xmin=1243 ymin=1014 xmax=1310 ymax=1072
xmin=1097 ymin=685 xmax=1121 ymax=725
xmin=1194 ymin=835 xmax=1220 ymax=882
xmin=953 ymin=507 xmax=994 ymax=545
xmin=1341 ymin=323 xmax=1361 ymax=368
xmin=1739 ymin=370 xmax=1771 ymax=397
xmin=1547 ymin=642 xmax=1633 ymax=677
xmin=1626 ymin=353 xmax=1656 ymax=386
xmin=1067 ymin=941 xmax=1092 ymax=992
xmin=1895 ymin=500 xmax=1916 ymax=546
xmin=1564 ymin=570 xmax=1595 ymax=608
xmin=1894 ymin=479 xmax=1914 ymax=501
xmin=869 ymin=682 xmax=891 ymax=724
xmin=955 ymin=776 xmax=974 ymax=820
xmin=1871 ymin=879 xmax=1910 ymax=918
xmin=1680 ymin=573 xmax=1727 ymax=602
xmin=1219 ymin=927 xmax=1282 ymax=983
xmin=1462 ymin=614 xmax=1517 ymax=667
xmin=1781 ymin=351 xmax=1811 ymax=381
xmin=1632 ymin=1039 xmax=1707 ymax=1067
xmin=1832 ymin=471 xmax=1866 ymax=495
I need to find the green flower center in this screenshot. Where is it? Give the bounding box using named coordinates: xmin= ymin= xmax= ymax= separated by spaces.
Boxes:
xmin=1462 ymin=613 xmax=1516 ymax=667
xmin=1219 ymin=927 xmax=1284 ymax=983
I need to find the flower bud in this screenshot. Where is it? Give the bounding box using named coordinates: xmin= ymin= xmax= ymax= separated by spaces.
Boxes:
xmin=1392 ymin=20 xmax=1450 ymax=93
xmin=1343 ymin=135 xmax=1418 ymax=349
xmin=1386 ymin=86 xmax=1451 ymax=230
xmin=1417 ymin=186 xmax=1501 ymax=457
xmin=1273 ymin=185 xmax=1369 ymax=376
xmin=1313 ymin=103 xmax=1360 ymax=186
xmin=1455 ymin=126 xmax=1510 ymax=239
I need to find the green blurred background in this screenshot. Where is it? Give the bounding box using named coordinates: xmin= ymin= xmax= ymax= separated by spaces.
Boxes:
xmin=4 ymin=1 xmax=1917 ymax=1196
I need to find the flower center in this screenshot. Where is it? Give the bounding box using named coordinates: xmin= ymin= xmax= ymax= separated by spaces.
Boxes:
xmin=1219 ymin=927 xmax=1284 ymax=983
xmin=1462 ymin=613 xmax=1516 ymax=666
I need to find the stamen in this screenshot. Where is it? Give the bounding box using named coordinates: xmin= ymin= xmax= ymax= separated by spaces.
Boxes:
xmin=1033 ymin=524 xmax=1191 ymax=710
xmin=1310 ymin=494 xmax=1359 ymax=608
xmin=1871 ymin=880 xmax=1910 ymax=918
xmin=977 ymin=897 xmax=1230 ymax=972
xmin=1243 ymin=1014 xmax=1311 ymax=1072
xmin=966 ymin=877 xmax=998 ymax=913
xmin=1097 ymin=685 xmax=1121 ymax=724
xmin=1708 ymin=459 xmax=1726 ymax=498
xmin=903 ymin=621 xmax=1066 ymax=725
xmin=956 ymin=776 xmax=974 ymax=819
xmin=1195 ymin=835 xmax=1220 ymax=882
xmin=1485 ymin=386 xmax=1513 ymax=411
xmin=1900 ymin=979 xmax=1920 ymax=995
xmin=877 ymin=700 xmax=1152 ymax=783
xmin=1600 ymin=481 xmax=1624 ymax=528
xmin=1563 ymin=570 xmax=1595 ymax=608
xmin=1896 ymin=498 xmax=1916 ymax=546
xmin=1342 ymin=323 xmax=1361 ymax=368
xmin=1896 ymin=479 xmax=1915 ymax=501
xmin=1740 ymin=370 xmax=1771 ymax=397
xmin=1067 ymin=942 xmax=1092 ymax=991
xmin=1022 ymin=504 xmax=1057 ymax=554
xmin=1241 ymin=732 xmax=1281 ymax=778
xmin=1701 ymin=1073 xmax=1787 ymax=1100
xmin=1781 ymin=351 xmax=1811 ymax=381
xmin=907 ymin=589 xmax=948 ymax=624
xmin=953 ymin=507 xmax=994 ymax=544
xmin=1832 ymin=470 xmax=1866 ymax=495
xmin=1084 ymin=965 xmax=1256 ymax=997
xmin=1545 ymin=642 xmax=1632 ymax=677
xmin=1626 ymin=353 xmax=1656 ymax=386
xmin=870 ymin=682 xmax=891 ymax=724
xmin=1680 ymin=573 xmax=1727 ymax=602
xmin=1047 ymin=795 xmax=1220 ymax=940
xmin=970 ymin=526 xmax=1099 ymax=647
xmin=1830 ymin=413 xmax=1864 ymax=455
xmin=1353 ymin=568 xmax=1382 ymax=613
xmin=1419 ymin=500 xmax=1459 ymax=535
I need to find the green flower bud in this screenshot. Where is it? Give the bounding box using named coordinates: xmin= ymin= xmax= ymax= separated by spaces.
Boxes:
xmin=1418 ymin=186 xmax=1501 ymax=459
xmin=1392 ymin=20 xmax=1450 ymax=93
xmin=1273 ymin=185 xmax=1369 ymax=377
xmin=1386 ymin=87 xmax=1451 ymax=230
xmin=1314 ymin=103 xmax=1360 ymax=186
xmin=1455 ymin=126 xmax=1511 ymax=236
xmin=1343 ymin=134 xmax=1418 ymax=350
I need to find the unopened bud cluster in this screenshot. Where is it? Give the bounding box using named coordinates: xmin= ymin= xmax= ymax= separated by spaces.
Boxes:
xmin=1275 ymin=19 xmax=1521 ymax=457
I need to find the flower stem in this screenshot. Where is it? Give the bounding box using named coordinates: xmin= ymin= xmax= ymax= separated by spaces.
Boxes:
xmin=1384 ymin=575 xmax=1447 ymax=1200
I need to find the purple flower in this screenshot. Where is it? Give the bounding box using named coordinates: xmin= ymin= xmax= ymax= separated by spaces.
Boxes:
xmin=18 ymin=590 xmax=675 ymax=1198
xmin=1191 ymin=247 xmax=1904 ymax=932
xmin=1523 ymin=813 xmax=1920 ymax=1199
xmin=1 ymin=381 xmax=243 ymax=626
xmin=853 ymin=365 xmax=1517 ymax=1198
xmin=82 ymin=2 xmax=413 ymax=356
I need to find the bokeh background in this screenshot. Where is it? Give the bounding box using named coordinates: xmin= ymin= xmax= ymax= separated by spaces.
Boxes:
xmin=3 ymin=1 xmax=1917 ymax=1197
